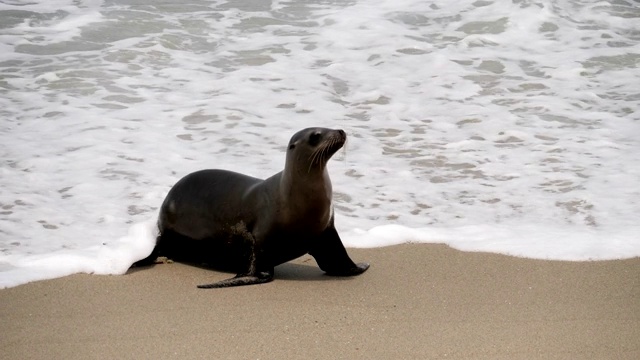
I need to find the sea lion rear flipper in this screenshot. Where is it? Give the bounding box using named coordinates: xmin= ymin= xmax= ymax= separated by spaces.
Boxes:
xmin=197 ymin=270 xmax=274 ymax=289
xmin=309 ymin=226 xmax=370 ymax=276
xmin=131 ymin=235 xmax=164 ymax=267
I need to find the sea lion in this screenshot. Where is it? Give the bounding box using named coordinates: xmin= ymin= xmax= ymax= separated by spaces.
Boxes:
xmin=134 ymin=127 xmax=369 ymax=288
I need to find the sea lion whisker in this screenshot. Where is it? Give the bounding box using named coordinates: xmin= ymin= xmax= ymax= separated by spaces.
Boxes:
xmin=309 ymin=144 xmax=324 ymax=172
xmin=308 ymin=146 xmax=321 ymax=173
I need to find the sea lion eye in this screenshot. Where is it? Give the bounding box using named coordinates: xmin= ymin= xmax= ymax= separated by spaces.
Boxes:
xmin=309 ymin=132 xmax=321 ymax=146
xmin=288 ymin=143 xmax=296 ymax=150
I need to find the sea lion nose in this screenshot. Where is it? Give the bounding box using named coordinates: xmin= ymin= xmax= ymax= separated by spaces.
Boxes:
xmin=337 ymin=129 xmax=346 ymax=137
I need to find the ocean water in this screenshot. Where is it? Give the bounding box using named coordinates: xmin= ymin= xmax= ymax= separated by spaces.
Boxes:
xmin=1 ymin=0 xmax=639 ymax=288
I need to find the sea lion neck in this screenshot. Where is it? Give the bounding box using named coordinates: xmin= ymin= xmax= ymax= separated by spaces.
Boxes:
xmin=277 ymin=165 xmax=333 ymax=232
xmin=280 ymin=162 xmax=332 ymax=199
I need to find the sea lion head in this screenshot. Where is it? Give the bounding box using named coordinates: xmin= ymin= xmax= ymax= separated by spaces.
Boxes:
xmin=286 ymin=127 xmax=346 ymax=172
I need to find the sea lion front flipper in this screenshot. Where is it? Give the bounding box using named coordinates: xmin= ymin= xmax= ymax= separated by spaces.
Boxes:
xmin=197 ymin=270 xmax=274 ymax=289
xmin=309 ymin=224 xmax=370 ymax=276
xmin=325 ymin=262 xmax=369 ymax=276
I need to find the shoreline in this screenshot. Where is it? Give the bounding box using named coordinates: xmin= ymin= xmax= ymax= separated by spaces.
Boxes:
xmin=1 ymin=244 xmax=638 ymax=359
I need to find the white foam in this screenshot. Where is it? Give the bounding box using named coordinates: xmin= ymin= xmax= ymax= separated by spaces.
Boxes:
xmin=341 ymin=224 xmax=640 ymax=261
xmin=0 ymin=220 xmax=157 ymax=288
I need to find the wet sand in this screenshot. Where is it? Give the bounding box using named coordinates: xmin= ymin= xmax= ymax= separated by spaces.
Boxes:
xmin=1 ymin=244 xmax=638 ymax=359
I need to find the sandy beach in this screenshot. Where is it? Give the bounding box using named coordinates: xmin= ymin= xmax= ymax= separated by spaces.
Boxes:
xmin=1 ymin=244 xmax=638 ymax=359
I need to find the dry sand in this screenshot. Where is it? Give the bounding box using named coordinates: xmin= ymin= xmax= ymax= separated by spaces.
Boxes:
xmin=1 ymin=244 xmax=638 ymax=359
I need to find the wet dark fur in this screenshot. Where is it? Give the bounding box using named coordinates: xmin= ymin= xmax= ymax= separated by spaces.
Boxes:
xmin=133 ymin=128 xmax=369 ymax=288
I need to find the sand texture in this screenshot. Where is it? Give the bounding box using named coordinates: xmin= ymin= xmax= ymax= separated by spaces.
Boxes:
xmin=1 ymin=244 xmax=638 ymax=359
